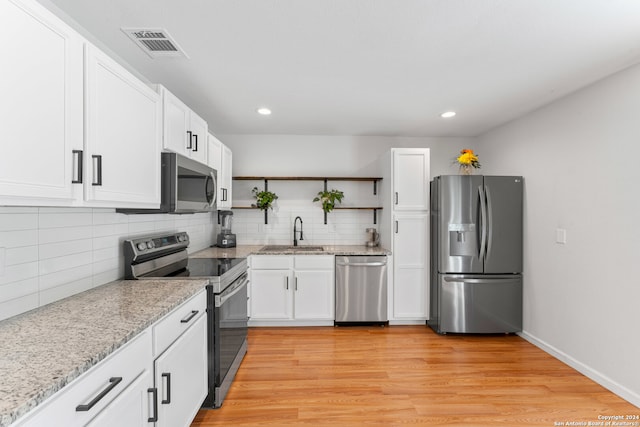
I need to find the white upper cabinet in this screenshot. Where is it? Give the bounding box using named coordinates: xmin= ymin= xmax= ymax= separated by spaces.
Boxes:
xmin=219 ymin=143 xmax=233 ymax=209
xmin=160 ymin=85 xmax=208 ymax=165
xmin=208 ymin=133 xmax=233 ymax=209
xmin=207 ymin=133 xmax=222 ymax=171
xmin=84 ymin=45 xmax=162 ymax=208
xmin=0 ymin=0 xmax=83 ymax=205
xmin=392 ymin=149 xmax=430 ymax=211
xmin=0 ymin=0 xmax=162 ymax=209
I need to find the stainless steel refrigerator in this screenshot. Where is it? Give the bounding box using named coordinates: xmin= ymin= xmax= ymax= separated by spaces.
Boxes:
xmin=428 ymin=175 xmax=523 ymax=334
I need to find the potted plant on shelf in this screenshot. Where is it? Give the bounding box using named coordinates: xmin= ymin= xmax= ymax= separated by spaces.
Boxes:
xmin=251 ymin=187 xmax=278 ymax=210
xmin=313 ymin=189 xmax=344 ymax=213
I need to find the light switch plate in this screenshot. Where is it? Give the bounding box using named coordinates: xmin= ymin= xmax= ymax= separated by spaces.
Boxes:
xmin=556 ymin=229 xmax=567 ymax=244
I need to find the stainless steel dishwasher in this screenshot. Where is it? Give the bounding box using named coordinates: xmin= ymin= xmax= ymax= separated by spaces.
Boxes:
xmin=335 ymin=256 xmax=388 ymax=323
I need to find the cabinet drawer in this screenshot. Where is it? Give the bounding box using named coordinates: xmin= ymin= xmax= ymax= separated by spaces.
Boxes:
xmin=15 ymin=330 xmax=152 ymax=427
xmin=250 ymin=255 xmax=293 ymax=270
xmin=153 ymin=289 xmax=206 ymax=357
xmin=294 ymin=255 xmax=334 ymax=270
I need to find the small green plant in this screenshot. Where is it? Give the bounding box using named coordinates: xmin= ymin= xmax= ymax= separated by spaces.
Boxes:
xmin=313 ymin=189 xmax=344 ymax=213
xmin=251 ymin=187 xmax=278 ymax=210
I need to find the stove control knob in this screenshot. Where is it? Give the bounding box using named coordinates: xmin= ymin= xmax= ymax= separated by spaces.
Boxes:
xmin=147 ymin=241 xmax=155 ymax=249
xmin=136 ymin=242 xmax=146 ymax=251
xmin=178 ymin=235 xmax=186 ymax=242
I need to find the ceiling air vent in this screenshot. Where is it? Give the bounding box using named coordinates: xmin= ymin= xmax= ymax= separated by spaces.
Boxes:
xmin=122 ymin=28 xmax=188 ymax=59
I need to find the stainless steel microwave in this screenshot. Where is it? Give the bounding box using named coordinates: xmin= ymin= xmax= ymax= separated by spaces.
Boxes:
xmin=118 ymin=153 xmax=217 ymax=214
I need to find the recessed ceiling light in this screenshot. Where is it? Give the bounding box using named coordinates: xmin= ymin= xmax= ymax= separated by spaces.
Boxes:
xmin=441 ymin=111 xmax=456 ymax=118
xmin=257 ymin=107 xmax=272 ymax=115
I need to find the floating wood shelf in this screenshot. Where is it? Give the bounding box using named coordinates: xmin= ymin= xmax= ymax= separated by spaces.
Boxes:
xmin=231 ymin=176 xmax=383 ymax=224
xmin=233 ymin=176 xmax=382 ymax=181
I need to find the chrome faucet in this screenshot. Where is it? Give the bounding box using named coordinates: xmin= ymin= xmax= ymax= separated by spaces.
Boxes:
xmin=293 ymin=216 xmax=304 ymax=246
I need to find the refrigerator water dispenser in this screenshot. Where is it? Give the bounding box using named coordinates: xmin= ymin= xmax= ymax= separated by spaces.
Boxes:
xmin=448 ymin=224 xmax=476 ymax=257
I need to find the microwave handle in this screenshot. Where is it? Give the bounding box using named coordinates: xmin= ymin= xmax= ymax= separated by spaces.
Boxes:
xmin=207 ymin=171 xmax=218 ymax=207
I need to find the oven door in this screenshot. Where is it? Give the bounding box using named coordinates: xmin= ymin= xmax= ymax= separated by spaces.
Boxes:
xmin=207 ymin=272 xmax=248 ymax=407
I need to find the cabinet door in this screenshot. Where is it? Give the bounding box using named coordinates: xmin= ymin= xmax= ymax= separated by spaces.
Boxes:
xmin=393 ymin=213 xmax=429 ymax=319
xmin=86 ymin=369 xmax=154 ymax=427
xmin=0 ymin=0 xmax=83 ymax=205
xmin=84 ymin=45 xmax=161 ymax=208
xmin=219 ymin=144 xmax=233 ymax=209
xmin=154 ymin=314 xmax=207 ymax=427
xmin=392 ymin=149 xmax=430 ymax=211
xmin=294 ymin=270 xmax=334 ymax=320
xmin=249 ymin=270 xmax=293 ymax=320
xmin=188 ymin=112 xmax=208 ymax=165
xmin=207 ymin=133 xmax=222 ymax=171
xmin=162 ymin=87 xmax=190 ymax=156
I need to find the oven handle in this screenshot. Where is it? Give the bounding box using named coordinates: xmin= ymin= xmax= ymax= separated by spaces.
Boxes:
xmin=215 ymin=272 xmax=248 ymax=307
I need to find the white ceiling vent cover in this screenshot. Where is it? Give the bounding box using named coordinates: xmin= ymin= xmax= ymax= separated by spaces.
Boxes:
xmin=122 ymin=28 xmax=188 ymax=58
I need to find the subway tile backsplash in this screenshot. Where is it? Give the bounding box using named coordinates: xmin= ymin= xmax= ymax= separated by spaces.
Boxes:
xmin=0 ymin=207 xmax=216 ymax=321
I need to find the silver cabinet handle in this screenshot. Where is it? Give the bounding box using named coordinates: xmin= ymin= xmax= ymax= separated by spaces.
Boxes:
xmin=285 ymin=276 xmax=289 ymax=290
xmin=395 ymin=220 xmax=399 ymax=234
xmin=395 ymin=192 xmax=399 ymax=205
xmin=295 ymin=276 xmax=298 ymax=291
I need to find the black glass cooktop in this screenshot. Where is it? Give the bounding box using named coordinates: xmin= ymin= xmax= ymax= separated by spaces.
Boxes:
xmin=185 ymin=257 xmax=244 ymax=277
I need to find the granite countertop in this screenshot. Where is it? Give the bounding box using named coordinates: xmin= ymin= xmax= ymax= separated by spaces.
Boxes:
xmin=192 ymin=244 xmax=390 ymax=258
xmin=0 ymin=279 xmax=208 ymax=427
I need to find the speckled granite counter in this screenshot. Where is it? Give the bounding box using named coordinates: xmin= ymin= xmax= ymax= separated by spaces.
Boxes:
xmin=0 ymin=278 xmax=207 ymax=427
xmin=192 ymin=244 xmax=390 ymax=258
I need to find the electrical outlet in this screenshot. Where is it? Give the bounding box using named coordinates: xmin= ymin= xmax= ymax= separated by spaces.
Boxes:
xmin=556 ymin=229 xmax=567 ymax=244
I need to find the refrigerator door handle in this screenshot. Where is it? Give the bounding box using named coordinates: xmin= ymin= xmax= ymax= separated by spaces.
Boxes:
xmin=485 ymin=184 xmax=493 ymax=260
xmin=443 ymin=276 xmax=520 ymax=284
xmin=478 ymin=185 xmax=488 ymax=260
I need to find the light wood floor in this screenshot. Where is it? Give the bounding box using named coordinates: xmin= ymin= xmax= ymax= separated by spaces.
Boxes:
xmin=192 ymin=326 xmax=638 ymax=426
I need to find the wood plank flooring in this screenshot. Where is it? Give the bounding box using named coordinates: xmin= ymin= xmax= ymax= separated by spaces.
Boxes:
xmin=191 ymin=326 xmax=638 ymax=426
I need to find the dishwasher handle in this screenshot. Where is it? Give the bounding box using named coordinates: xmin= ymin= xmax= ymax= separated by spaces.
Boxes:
xmin=336 ymin=261 xmax=387 ymax=267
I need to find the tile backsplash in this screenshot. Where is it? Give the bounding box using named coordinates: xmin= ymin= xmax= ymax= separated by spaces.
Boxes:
xmin=0 ymin=207 xmax=216 ymax=321
xmin=229 ymin=179 xmax=381 ymax=246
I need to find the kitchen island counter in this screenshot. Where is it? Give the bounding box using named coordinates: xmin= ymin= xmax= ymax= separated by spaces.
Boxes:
xmin=0 ymin=278 xmax=207 ymax=427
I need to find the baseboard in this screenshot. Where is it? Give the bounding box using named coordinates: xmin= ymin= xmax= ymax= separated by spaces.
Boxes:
xmin=518 ymin=330 xmax=640 ymax=408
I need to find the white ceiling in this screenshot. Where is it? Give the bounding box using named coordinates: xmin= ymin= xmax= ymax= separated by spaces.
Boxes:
xmin=45 ymin=0 xmax=640 ymax=137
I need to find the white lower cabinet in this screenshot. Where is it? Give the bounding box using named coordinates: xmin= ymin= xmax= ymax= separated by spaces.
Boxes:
xmin=14 ymin=330 xmax=153 ymax=427
xmin=13 ymin=290 xmax=207 ymax=427
xmin=154 ymin=314 xmax=207 ymax=427
xmin=249 ymin=268 xmax=293 ymax=319
xmin=249 ymin=255 xmax=334 ymax=326
xmin=85 ymin=369 xmax=154 ymax=427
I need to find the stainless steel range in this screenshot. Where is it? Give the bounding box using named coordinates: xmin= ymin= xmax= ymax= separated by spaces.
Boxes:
xmin=124 ymin=231 xmax=248 ymax=409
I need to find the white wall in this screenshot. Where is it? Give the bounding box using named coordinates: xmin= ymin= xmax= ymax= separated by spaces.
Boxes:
xmin=0 ymin=208 xmax=216 ymax=321
xmin=219 ymin=135 xmax=474 ymax=246
xmin=477 ymin=63 xmax=640 ymax=406
xmin=220 ymin=134 xmax=475 ymax=177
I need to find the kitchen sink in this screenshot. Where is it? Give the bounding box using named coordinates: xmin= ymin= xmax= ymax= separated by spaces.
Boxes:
xmin=260 ymin=245 xmax=325 ymax=252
